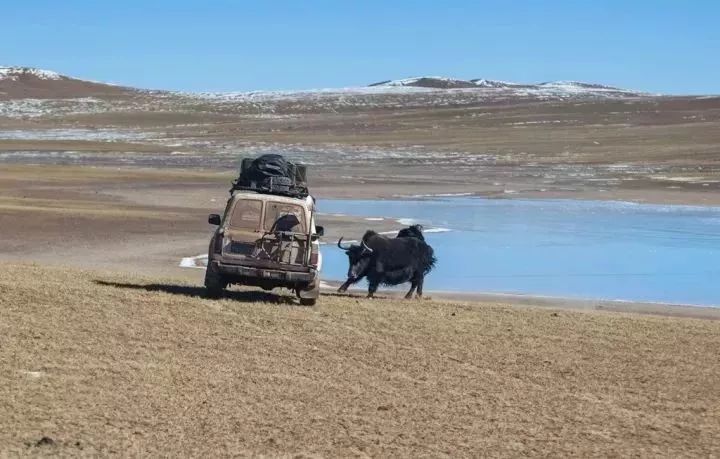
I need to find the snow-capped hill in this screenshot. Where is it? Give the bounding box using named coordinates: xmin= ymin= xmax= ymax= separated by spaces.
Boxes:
xmin=370 ymin=77 xmax=479 ymax=89
xmin=368 ymin=76 xmax=644 ymax=97
xmin=0 ymin=66 xmax=135 ymax=100
xmin=537 ymin=81 xmax=642 ymax=96
xmin=539 ymin=81 xmax=623 ymax=90
xmin=373 ymin=76 xmax=525 ymax=89
xmin=0 ymin=66 xmax=63 ymax=81
xmin=470 ymin=79 xmax=530 ymax=88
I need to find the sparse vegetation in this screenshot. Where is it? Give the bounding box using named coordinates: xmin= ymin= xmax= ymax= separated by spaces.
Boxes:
xmin=1 ymin=264 xmax=719 ymax=456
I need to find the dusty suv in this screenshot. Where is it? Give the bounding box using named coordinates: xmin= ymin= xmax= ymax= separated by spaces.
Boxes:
xmin=205 ymin=191 xmax=324 ymax=305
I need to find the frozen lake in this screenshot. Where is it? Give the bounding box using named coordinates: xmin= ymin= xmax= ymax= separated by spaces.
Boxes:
xmin=318 ymin=198 xmax=720 ymax=306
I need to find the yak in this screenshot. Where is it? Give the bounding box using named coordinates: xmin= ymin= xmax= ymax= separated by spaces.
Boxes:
xmin=337 ymin=227 xmax=436 ymax=299
xmin=396 ymin=224 xmax=425 ymax=241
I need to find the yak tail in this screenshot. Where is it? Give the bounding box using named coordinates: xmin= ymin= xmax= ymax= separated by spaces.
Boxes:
xmin=423 ymin=245 xmax=437 ymax=275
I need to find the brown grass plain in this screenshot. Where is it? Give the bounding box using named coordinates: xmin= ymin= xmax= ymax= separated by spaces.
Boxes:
xmin=1 ymin=264 xmax=719 ymax=457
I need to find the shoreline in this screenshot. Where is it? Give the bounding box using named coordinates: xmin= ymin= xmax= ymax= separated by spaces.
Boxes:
xmin=314 ymin=186 xmax=720 ymax=208
xmin=318 ymin=191 xmax=720 ymax=209
xmin=320 ymin=280 xmax=720 ymax=320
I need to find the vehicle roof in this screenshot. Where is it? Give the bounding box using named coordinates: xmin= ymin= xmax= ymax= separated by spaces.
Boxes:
xmin=229 ymin=191 xmax=315 ymax=209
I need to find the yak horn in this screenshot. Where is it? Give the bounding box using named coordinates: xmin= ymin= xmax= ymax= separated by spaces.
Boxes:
xmin=361 ymin=240 xmax=374 ymax=253
xmin=337 ymin=237 xmax=352 ymax=251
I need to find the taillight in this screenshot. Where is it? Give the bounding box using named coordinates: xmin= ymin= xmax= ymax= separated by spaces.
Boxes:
xmin=309 ymin=247 xmax=319 ymax=267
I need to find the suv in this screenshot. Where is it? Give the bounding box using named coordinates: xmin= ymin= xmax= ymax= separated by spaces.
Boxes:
xmin=205 ymin=191 xmax=324 ymax=305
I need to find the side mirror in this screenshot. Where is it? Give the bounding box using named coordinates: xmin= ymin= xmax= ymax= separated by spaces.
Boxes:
xmin=208 ymin=214 xmax=221 ymax=226
xmin=315 ymin=226 xmax=325 ymax=237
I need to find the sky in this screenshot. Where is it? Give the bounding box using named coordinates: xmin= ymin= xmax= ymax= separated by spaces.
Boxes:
xmin=2 ymin=0 xmax=719 ymax=94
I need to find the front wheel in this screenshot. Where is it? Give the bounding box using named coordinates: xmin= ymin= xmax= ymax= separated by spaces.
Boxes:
xmin=204 ymin=264 xmax=227 ymax=298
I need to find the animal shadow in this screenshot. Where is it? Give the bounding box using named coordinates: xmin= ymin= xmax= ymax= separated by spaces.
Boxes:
xmin=93 ymin=280 xmax=299 ymax=305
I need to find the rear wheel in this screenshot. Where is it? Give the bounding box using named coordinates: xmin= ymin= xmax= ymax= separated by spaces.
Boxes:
xmin=204 ymin=264 xmax=227 ymax=298
xmin=299 ymin=298 xmax=317 ymax=306
xmin=296 ymin=281 xmax=319 ymax=306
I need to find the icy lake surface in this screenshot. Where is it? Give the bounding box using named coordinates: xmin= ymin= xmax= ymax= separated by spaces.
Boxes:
xmin=318 ymin=198 xmax=720 ymax=306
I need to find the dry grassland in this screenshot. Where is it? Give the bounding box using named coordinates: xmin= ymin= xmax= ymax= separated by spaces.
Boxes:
xmin=1 ymin=264 xmax=719 ymax=457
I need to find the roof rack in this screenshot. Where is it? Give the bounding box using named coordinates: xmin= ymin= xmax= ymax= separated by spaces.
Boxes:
xmin=230 ymin=177 xmax=309 ymax=199
xmin=230 ymin=154 xmax=310 ymax=199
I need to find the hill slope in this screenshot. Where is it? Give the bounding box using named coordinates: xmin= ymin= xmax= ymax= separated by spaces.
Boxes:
xmin=0 ymin=66 xmax=135 ymax=100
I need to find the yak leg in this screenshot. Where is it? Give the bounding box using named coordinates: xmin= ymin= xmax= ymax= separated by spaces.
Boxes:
xmin=338 ymin=274 xmax=364 ymax=293
xmin=367 ymin=280 xmax=380 ymax=298
xmin=415 ymin=276 xmax=425 ymax=299
xmin=405 ymin=280 xmax=418 ymax=299
xmin=338 ymin=278 xmax=353 ymax=292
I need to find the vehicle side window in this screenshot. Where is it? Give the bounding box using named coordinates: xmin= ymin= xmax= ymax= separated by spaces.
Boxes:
xmin=229 ymin=200 xmax=263 ymax=230
xmin=264 ymin=202 xmax=306 ymax=232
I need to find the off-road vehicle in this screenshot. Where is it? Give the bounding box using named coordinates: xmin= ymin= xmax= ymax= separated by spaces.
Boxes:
xmin=205 ymin=155 xmax=324 ymax=305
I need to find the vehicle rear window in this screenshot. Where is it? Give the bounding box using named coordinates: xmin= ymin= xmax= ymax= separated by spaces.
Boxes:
xmin=228 ymin=199 xmax=263 ymax=230
xmin=264 ymin=202 xmax=306 ymax=233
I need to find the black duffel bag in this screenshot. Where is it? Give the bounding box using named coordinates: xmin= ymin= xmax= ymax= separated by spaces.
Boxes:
xmin=232 ymin=154 xmax=308 ymax=198
xmin=241 ymin=154 xmax=289 ymax=183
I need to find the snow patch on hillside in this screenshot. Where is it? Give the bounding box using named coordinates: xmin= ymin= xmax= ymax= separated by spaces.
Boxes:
xmin=0 ymin=98 xmax=115 ymax=118
xmin=537 ymin=81 xmax=636 ymax=94
xmin=0 ymin=67 xmax=63 ymax=81
xmin=373 ymin=76 xmax=458 ymax=87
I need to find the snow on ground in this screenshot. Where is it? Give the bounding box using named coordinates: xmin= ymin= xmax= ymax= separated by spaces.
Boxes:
xmin=183 ymin=85 xmax=435 ymax=102
xmin=650 ymin=175 xmax=720 ymax=183
xmin=423 ymin=227 xmax=452 ymax=233
xmin=179 ymin=254 xmax=208 ymax=269
xmin=179 ymin=77 xmax=645 ymax=107
xmin=0 ymin=98 xmax=116 ymax=118
xmin=0 ymin=128 xmax=156 ymax=142
xmin=0 ymin=66 xmax=62 ymax=81
xmin=186 ymin=84 xmax=641 ymax=104
xmin=398 ymin=192 xmax=475 ymax=198
xmin=537 ymin=81 xmax=638 ymax=94
xmin=397 ymin=218 xmax=418 ymax=226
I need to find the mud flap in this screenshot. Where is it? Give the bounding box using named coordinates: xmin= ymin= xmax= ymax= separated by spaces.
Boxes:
xmin=298 ymin=280 xmax=320 ymax=299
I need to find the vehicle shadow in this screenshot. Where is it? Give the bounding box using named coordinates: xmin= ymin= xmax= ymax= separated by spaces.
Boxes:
xmin=93 ymin=280 xmax=298 ymax=305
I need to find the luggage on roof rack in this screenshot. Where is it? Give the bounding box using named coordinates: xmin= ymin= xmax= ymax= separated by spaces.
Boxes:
xmin=231 ymin=154 xmax=309 ymax=198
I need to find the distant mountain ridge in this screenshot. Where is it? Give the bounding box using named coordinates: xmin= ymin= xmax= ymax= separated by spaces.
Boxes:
xmin=0 ymin=66 xmax=656 ymax=112
xmin=370 ymin=76 xmax=633 ymax=92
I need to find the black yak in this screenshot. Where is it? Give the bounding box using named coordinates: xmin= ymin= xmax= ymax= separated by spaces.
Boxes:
xmin=337 ymin=227 xmax=436 ymax=298
xmin=396 ymin=224 xmax=425 ymax=241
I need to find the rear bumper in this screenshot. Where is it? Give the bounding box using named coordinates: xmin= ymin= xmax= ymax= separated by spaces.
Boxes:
xmin=213 ymin=260 xmax=317 ymax=283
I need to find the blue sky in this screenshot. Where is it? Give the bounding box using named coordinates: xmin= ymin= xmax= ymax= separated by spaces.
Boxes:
xmin=2 ymin=0 xmax=718 ymax=94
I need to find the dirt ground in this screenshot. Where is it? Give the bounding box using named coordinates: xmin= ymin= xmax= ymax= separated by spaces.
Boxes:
xmin=2 ymin=95 xmax=720 ymax=206
xmin=0 ymin=164 xmax=401 ymax=283
xmin=1 ymin=264 xmax=719 ymax=457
